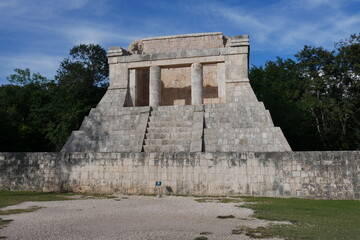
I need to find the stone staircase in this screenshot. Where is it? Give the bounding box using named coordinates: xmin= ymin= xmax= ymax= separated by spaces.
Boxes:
xmin=61 ymin=106 xmax=150 ymax=152
xmin=204 ymin=102 xmax=292 ymax=152
xmin=61 ymin=89 xmax=150 ymax=152
xmin=143 ymin=105 xmax=203 ymax=153
xmin=62 ymin=88 xmax=291 ymax=153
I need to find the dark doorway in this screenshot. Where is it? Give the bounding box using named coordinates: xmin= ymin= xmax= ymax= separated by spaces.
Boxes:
xmin=135 ymin=68 xmax=150 ymax=106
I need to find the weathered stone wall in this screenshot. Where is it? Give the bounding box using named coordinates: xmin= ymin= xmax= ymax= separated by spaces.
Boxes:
xmin=1 ymin=152 xmax=359 ymax=199
xmin=139 ymin=32 xmax=225 ymax=54
xmin=160 ymin=64 xmax=220 ymax=106
xmin=203 ymin=64 xmax=219 ymax=104
xmin=161 ymin=66 xmax=191 ymax=106
xmin=0 ymin=153 xmax=64 ymax=192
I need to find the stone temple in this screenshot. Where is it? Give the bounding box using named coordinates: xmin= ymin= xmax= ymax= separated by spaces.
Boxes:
xmin=2 ymin=33 xmax=359 ymax=199
xmin=61 ymin=32 xmax=291 ymax=153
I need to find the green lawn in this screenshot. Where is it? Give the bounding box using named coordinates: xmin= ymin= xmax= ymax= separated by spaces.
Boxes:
xmin=240 ymin=197 xmax=360 ymax=240
xmin=0 ymin=190 xmax=76 ymax=209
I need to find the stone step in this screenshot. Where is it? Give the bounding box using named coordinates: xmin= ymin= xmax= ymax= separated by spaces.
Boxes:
xmin=204 ymin=143 xmax=284 ymax=152
xmin=73 ymin=130 xmax=144 ymax=140
xmin=150 ymin=111 xmax=194 ymax=117
xmin=149 ymin=115 xmax=193 ymax=122
xmin=205 ymin=107 xmax=266 ymax=114
xmin=144 ymin=139 xmax=191 ymax=145
xmin=80 ymin=120 xmax=140 ymax=131
xmin=205 ymin=114 xmax=272 ymax=122
xmin=147 ymin=127 xmax=192 ymax=134
xmin=85 ymin=114 xmax=144 ymax=121
xmin=145 ymin=132 xmax=192 ymax=140
xmin=81 ymin=129 xmax=145 ymax=137
xmin=206 ymin=122 xmax=271 ymax=129
xmin=204 ymin=127 xmax=280 ymax=135
xmin=90 ymin=106 xmax=150 ymax=116
xmin=204 ymin=135 xmax=281 ymax=144
xmin=62 ymin=131 xmax=144 ymax=152
xmin=152 ymin=105 xmax=195 ymax=112
xmin=205 ymin=117 xmax=273 ymax=128
xmin=205 ymin=109 xmax=271 ymax=119
xmin=148 ymin=121 xmax=192 ymax=128
xmin=205 ymin=102 xmax=266 ymax=111
xmin=77 ymin=143 xmax=139 ymax=152
xmin=143 ymin=145 xmax=190 ymax=153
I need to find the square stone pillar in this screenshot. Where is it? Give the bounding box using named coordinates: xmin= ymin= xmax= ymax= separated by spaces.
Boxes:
xmin=149 ymin=66 xmax=161 ymax=106
xmin=129 ymin=69 xmax=136 ymax=105
xmin=191 ymin=63 xmax=203 ymax=105
xmin=217 ymin=62 xmax=226 ymax=103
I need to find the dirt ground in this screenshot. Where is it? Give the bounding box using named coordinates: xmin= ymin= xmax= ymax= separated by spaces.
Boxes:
xmin=1 ymin=195 xmax=284 ymax=240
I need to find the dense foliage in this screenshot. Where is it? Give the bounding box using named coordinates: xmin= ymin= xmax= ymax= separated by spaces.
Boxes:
xmin=250 ymin=34 xmax=360 ymax=150
xmin=0 ymin=44 xmax=108 ymax=151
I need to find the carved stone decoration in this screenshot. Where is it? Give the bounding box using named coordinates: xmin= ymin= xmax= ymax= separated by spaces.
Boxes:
xmin=128 ymin=40 xmax=144 ymax=54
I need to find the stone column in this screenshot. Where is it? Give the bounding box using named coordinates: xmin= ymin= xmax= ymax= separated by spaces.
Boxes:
xmin=217 ymin=62 xmax=226 ymax=103
xmin=149 ymin=66 xmax=161 ymax=106
xmin=129 ymin=69 xmax=136 ymax=106
xmin=191 ymin=63 xmax=203 ymax=105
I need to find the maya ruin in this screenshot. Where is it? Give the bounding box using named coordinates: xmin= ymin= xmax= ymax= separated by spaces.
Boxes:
xmin=1 ymin=33 xmax=359 ymax=199
xmin=61 ymin=32 xmax=291 ymax=153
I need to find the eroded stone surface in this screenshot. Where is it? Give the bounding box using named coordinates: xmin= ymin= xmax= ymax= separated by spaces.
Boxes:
xmin=62 ymin=32 xmax=291 ymax=153
xmin=1 ymin=151 xmax=359 ymax=199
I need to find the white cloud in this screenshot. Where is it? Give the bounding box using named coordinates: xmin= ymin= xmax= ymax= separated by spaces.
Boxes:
xmin=197 ymin=1 xmax=359 ymax=53
xmin=60 ymin=25 xmax=140 ymax=45
xmin=0 ymin=54 xmax=62 ymax=81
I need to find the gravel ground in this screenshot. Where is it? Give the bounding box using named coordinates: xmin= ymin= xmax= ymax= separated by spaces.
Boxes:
xmin=1 ymin=195 xmax=283 ymax=240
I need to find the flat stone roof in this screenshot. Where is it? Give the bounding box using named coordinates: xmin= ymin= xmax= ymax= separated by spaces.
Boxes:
xmin=140 ymin=32 xmax=223 ymax=41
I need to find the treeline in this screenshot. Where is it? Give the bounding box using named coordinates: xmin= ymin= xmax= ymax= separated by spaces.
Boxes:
xmin=250 ymin=34 xmax=359 ymax=150
xmin=0 ymin=44 xmax=108 ymax=152
xmin=0 ymin=35 xmax=359 ymax=152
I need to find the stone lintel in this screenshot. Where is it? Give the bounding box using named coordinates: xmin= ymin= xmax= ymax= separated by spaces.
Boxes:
xmin=126 ymin=56 xmax=223 ymax=69
xmin=111 ymin=47 xmax=248 ymax=65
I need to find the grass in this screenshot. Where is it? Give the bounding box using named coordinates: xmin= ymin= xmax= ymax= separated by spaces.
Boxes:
xmin=232 ymin=226 xmax=267 ymax=238
xmin=0 ymin=206 xmax=42 ymax=215
xmin=0 ymin=190 xmax=77 ymax=209
xmin=239 ymin=197 xmax=360 ymax=240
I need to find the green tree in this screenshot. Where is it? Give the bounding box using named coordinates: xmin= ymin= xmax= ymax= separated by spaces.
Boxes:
xmin=0 ymin=69 xmax=54 ymax=151
xmin=250 ymin=34 xmax=360 ymax=150
xmin=0 ymin=44 xmax=109 ymax=152
xmin=47 ymin=44 xmax=109 ymax=150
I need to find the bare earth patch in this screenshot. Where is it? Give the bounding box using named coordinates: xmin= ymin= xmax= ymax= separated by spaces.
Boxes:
xmin=1 ymin=195 xmax=285 ymax=240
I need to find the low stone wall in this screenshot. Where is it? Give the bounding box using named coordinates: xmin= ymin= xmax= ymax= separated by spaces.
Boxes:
xmin=0 ymin=152 xmax=359 ymax=199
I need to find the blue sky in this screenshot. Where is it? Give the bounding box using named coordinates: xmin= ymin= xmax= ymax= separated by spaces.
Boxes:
xmin=0 ymin=0 xmax=359 ymax=84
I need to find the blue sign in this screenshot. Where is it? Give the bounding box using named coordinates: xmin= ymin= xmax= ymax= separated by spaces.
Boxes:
xmin=155 ymin=181 xmax=162 ymax=186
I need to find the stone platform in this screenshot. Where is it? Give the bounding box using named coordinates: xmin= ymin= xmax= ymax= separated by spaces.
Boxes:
xmin=62 ymin=32 xmax=291 ymax=153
